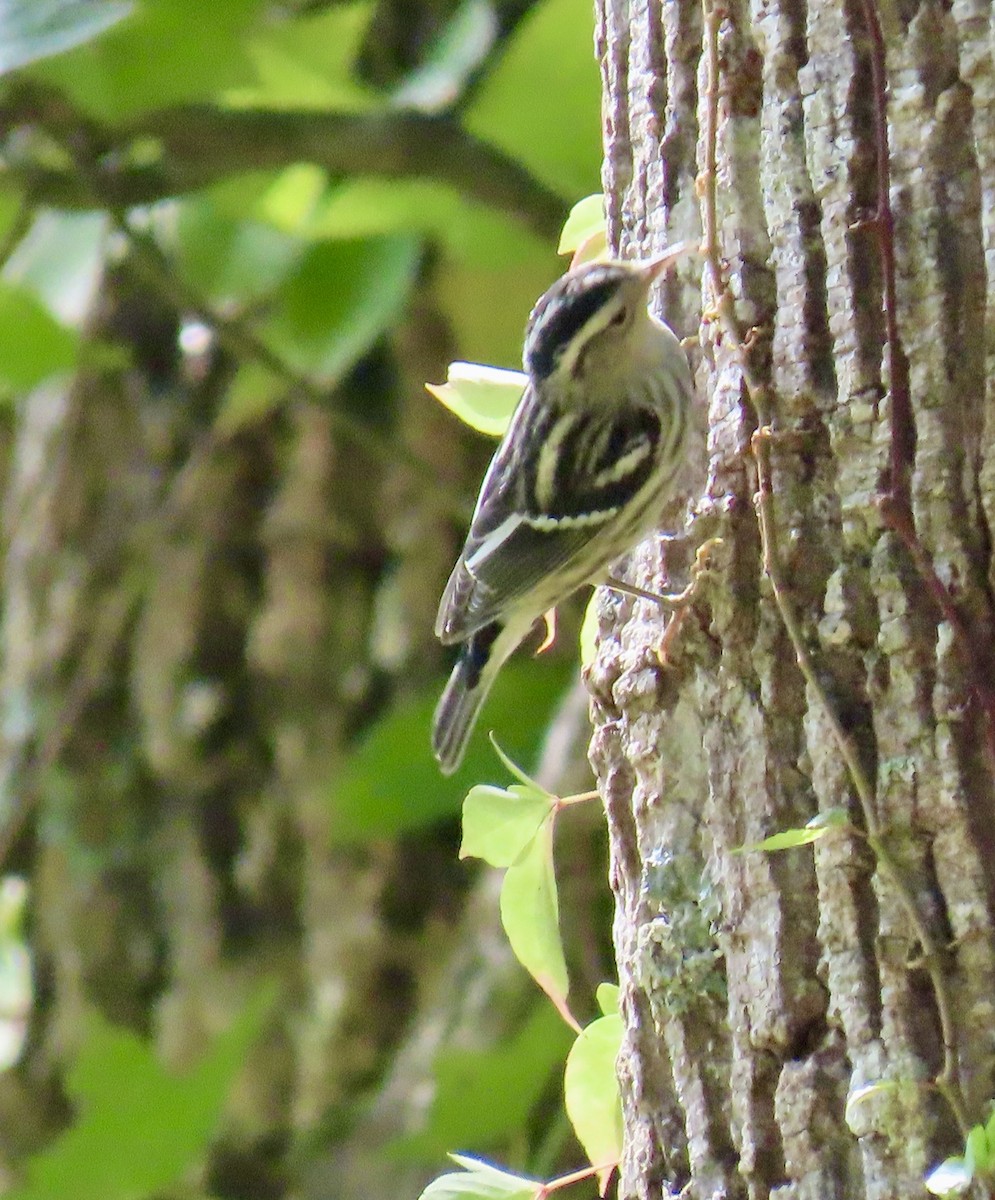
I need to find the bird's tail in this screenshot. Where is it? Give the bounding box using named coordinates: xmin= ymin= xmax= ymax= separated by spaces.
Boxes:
xmin=432 ymin=624 xmax=503 ymax=775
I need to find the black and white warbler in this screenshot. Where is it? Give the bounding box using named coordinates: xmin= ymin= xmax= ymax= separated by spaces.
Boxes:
xmin=432 ymin=246 xmax=695 ymax=774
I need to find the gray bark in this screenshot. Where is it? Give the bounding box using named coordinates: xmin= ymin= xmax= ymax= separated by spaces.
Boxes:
xmin=590 ymin=0 xmax=995 ymax=1197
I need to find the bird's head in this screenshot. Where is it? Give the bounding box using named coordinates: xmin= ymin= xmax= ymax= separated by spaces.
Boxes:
xmin=522 ymin=244 xmax=689 ymax=387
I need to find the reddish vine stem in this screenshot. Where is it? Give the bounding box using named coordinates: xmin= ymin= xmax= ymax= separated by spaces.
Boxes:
xmin=858 ymin=0 xmax=913 ymax=511
xmin=859 ymin=0 xmax=995 ymax=757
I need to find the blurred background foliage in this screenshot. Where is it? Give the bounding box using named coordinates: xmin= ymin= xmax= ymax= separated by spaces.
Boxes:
xmin=0 ymin=1 xmax=610 ymax=1199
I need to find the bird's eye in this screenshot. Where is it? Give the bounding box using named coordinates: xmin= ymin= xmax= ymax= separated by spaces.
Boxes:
xmin=608 ymin=307 xmax=628 ymax=329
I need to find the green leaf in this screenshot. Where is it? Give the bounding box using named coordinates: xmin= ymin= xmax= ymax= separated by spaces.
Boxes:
xmin=563 ymin=1012 xmax=623 ymax=1170
xmin=426 ymin=361 xmax=525 ymax=437
xmin=230 ymin=3 xmax=376 ymax=111
xmin=4 ymin=211 xmax=108 ymax=327
xmin=264 ymin=235 xmax=421 ymax=385
xmin=312 ymin=180 xmax=552 ymax=278
xmin=0 ymin=283 xmax=78 ymax=389
xmin=214 ymin=360 xmax=284 ymax=435
xmin=925 ymin=1157 xmax=972 ymax=1196
xmin=557 ymin=194 xmax=605 ymax=254
xmin=256 ymin=165 xmax=328 ymax=234
xmin=392 ymin=1005 xmax=572 ymax=1160
xmin=419 ymin=1156 xmax=539 ymax=1200
xmin=7 ymin=992 xmax=271 ymax=1200
xmin=964 ymin=1124 xmax=991 ymax=1178
xmin=579 ymin=592 xmax=599 ymax=669
xmin=465 ymin=0 xmax=602 ymax=198
xmin=486 ymin=735 xmax=546 ymax=790
xmin=174 ymin=201 xmax=305 ymax=307
xmin=460 ymin=784 xmax=552 ymax=867
xmin=330 ymin=656 xmax=575 ymax=843
xmin=31 ymin=0 xmax=260 ymax=119
xmin=500 ymin=818 xmax=569 ymax=1008
xmin=735 ymin=809 xmax=850 ymax=854
xmin=596 ymin=982 xmax=619 ymax=1016
xmin=0 ymin=0 xmax=131 ymax=74
xmin=0 ymin=881 xmax=31 ymax=1069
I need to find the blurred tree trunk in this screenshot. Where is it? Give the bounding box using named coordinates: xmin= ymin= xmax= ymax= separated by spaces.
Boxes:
xmin=590 ymin=0 xmax=995 ymax=1196
xmin=0 ymin=254 xmax=479 ymax=1195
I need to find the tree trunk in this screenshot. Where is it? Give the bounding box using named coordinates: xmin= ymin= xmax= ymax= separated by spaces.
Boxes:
xmin=590 ymin=1 xmax=995 ymax=1197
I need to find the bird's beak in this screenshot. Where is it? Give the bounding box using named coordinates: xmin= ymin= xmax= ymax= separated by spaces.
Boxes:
xmin=637 ymin=241 xmax=697 ymax=284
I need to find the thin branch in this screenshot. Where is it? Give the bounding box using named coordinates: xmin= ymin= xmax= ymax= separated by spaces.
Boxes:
xmin=699 ymin=0 xmax=968 ymax=1136
xmin=0 ymin=87 xmax=570 ymax=241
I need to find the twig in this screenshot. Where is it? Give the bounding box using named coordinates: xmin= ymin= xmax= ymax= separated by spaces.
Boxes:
xmin=0 ymin=87 xmax=569 ymax=241
xmin=699 ymin=0 xmax=968 ymax=1136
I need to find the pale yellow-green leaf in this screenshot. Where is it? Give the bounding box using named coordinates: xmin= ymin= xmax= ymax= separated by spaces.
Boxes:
xmin=557 ymin=194 xmax=605 ymax=254
xmin=460 ymin=784 xmax=552 ymax=868
xmin=499 ymin=818 xmax=568 ymax=1008
xmin=426 ymin=361 xmax=526 ymax=436
xmin=564 ymin=1013 xmax=623 ymax=1175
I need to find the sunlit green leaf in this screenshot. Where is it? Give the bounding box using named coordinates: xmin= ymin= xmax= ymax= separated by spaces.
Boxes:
xmin=460 ymin=784 xmax=552 ymax=867
xmin=465 ymin=0 xmax=601 ymax=198
xmin=596 ymin=982 xmax=619 ymax=1016
xmin=229 ymin=2 xmax=376 ymax=111
xmin=4 ymin=211 xmax=107 ymax=327
xmin=579 ymin=592 xmax=599 ymax=669
xmin=557 ymin=194 xmax=604 ymax=254
xmin=419 ymin=1155 xmax=539 ymax=1200
xmin=256 ymin=165 xmax=328 ymax=234
xmin=174 ymin=201 xmax=305 ymax=306
xmin=563 ymin=1012 xmax=623 ymax=1171
xmin=214 ymin=360 xmax=284 ymax=435
xmin=264 ymin=235 xmax=420 ymax=385
xmin=500 ymin=818 xmax=569 ymax=1009
xmin=330 ymin=656 xmax=575 ymax=843
xmin=0 ymin=0 xmax=131 ymax=74
xmin=964 ymin=1125 xmax=991 ymax=1178
xmin=31 ymin=0 xmax=260 ymax=118
xmin=486 ymin=735 xmax=547 ymax=790
xmin=426 ymin=361 xmax=525 ymax=437
xmin=0 ymin=283 xmax=78 ymax=389
xmin=7 ymin=992 xmax=271 ymax=1200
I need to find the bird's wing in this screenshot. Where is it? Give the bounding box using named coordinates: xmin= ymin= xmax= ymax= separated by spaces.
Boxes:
xmin=436 ymin=392 xmax=662 ymax=643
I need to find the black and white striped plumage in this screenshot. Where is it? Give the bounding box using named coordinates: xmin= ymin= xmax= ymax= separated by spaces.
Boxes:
xmin=432 ymin=249 xmax=694 ymax=774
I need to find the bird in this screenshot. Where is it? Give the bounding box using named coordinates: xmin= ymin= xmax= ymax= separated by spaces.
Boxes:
xmin=432 ymin=245 xmax=695 ymax=774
